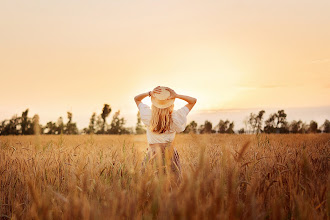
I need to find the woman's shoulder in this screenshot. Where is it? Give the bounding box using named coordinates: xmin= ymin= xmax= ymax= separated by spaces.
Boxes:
xmin=138 ymin=102 xmax=151 ymax=126
xmin=138 ymin=103 xmax=151 ymax=113
xmin=138 ymin=102 xmax=150 ymax=109
xmin=171 ymin=106 xmax=189 ymax=132
xmin=173 ymin=106 xmax=190 ymax=117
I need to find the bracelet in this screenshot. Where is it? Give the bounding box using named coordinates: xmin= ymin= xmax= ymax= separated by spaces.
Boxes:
xmin=148 ymin=91 xmax=151 ymax=97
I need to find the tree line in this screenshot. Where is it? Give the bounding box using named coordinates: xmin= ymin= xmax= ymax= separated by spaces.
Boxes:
xmin=0 ymin=104 xmax=131 ymax=135
xmin=0 ymin=107 xmax=329 ymax=135
xmin=183 ymin=109 xmax=330 ymax=134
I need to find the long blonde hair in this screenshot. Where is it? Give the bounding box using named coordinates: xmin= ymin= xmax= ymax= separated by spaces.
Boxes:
xmin=149 ymin=104 xmax=174 ymax=133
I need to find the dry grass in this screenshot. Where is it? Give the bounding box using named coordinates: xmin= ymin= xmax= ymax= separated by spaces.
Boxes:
xmin=0 ymin=134 xmax=329 ymax=219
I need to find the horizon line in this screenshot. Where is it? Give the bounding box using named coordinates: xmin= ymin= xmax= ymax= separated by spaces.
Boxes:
xmin=195 ymin=105 xmax=330 ymax=114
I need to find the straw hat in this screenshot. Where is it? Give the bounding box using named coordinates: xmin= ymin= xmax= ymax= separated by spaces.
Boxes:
xmin=151 ymin=86 xmax=175 ymax=109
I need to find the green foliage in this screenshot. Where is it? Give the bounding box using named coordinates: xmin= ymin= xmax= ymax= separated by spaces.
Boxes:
xmin=184 ymin=121 xmax=198 ymax=134
xmin=95 ymin=115 xmax=104 ymax=134
xmin=289 ymin=120 xmax=308 ymax=133
xmin=238 ymin=128 xmax=245 ymax=134
xmin=217 ymin=120 xmax=235 ymax=134
xmin=84 ymin=112 xmax=97 ymax=134
xmin=44 ymin=121 xmax=57 ymax=134
xmin=248 ymin=110 xmax=265 ymax=134
xmin=21 ymin=109 xmax=30 ymax=134
xmin=0 ymin=115 xmax=20 ymax=135
xmin=64 ymin=112 xmax=78 ymax=134
xmin=321 ymin=119 xmax=330 ymax=133
xmin=0 ymin=110 xmax=42 ymax=135
xmin=264 ymin=110 xmax=289 ymax=134
xmin=218 ymin=120 xmax=229 ymax=133
xmin=199 ymin=120 xmax=214 ymax=134
xmin=107 ymin=111 xmax=130 ymax=134
xmin=0 ymin=107 xmax=327 ymax=135
xmin=308 ymin=120 xmax=320 ymax=133
xmin=101 ymin=104 xmax=111 ymax=134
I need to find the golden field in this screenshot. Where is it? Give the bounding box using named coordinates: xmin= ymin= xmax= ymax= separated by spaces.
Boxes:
xmin=0 ymin=134 xmax=329 ymax=220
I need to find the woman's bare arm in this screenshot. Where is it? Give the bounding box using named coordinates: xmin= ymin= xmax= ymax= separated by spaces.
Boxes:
xmin=176 ymin=94 xmax=197 ymax=111
xmin=134 ymin=92 xmax=149 ymax=107
xmin=134 ymin=86 xmax=162 ymax=107
xmin=166 ymin=88 xmax=197 ymax=111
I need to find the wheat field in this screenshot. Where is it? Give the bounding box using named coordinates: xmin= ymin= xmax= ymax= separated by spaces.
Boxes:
xmin=0 ymin=134 xmax=329 ymax=219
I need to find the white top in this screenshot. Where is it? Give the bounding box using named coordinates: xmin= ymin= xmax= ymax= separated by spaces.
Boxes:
xmin=138 ymin=103 xmax=190 ymax=144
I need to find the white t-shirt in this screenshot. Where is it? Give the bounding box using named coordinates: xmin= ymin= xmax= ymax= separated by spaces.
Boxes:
xmin=138 ymin=103 xmax=190 ymax=144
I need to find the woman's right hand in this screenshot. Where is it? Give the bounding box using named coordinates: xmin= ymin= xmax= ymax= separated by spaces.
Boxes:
xmin=150 ymin=86 xmax=162 ymax=97
xmin=165 ymin=87 xmax=177 ymax=100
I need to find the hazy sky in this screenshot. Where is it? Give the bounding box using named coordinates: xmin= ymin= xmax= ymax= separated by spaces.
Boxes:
xmin=1 ymin=0 xmax=329 ymax=129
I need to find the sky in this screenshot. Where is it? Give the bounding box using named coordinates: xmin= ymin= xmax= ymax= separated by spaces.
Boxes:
xmin=1 ymin=0 xmax=329 ymax=130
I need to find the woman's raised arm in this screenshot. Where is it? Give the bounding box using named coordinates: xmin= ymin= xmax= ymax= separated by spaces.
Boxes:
xmin=134 ymin=86 xmax=162 ymax=107
xmin=165 ymin=88 xmax=197 ymax=111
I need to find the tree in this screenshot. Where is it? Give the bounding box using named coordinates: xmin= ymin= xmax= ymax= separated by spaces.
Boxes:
xmin=226 ymin=122 xmax=235 ymax=134
xmin=300 ymin=122 xmax=309 ymax=134
xmin=184 ymin=121 xmax=198 ymax=134
xmin=0 ymin=110 xmax=33 ymax=135
xmin=308 ymin=120 xmax=319 ymax=133
xmin=6 ymin=115 xmax=20 ymax=135
xmin=288 ymin=120 xmax=308 ymax=134
xmin=101 ymin=104 xmax=111 ymax=134
xmin=198 ymin=124 xmax=204 ymax=134
xmin=248 ymin=113 xmax=257 ymax=133
xmin=136 ymin=112 xmax=146 ymax=134
xmin=247 ymin=110 xmax=265 ymax=134
xmin=199 ymin=120 xmax=213 ymax=134
xmin=276 ymin=110 xmax=288 ymax=133
xmin=95 ymin=115 xmax=104 ymax=134
xmin=243 ymin=118 xmax=249 ymax=133
xmin=218 ymin=120 xmax=229 ymax=133
xmin=0 ymin=118 xmax=18 ymax=135
xmin=238 ymin=128 xmax=245 ymax=134
xmin=87 ymin=112 xmax=97 ymax=134
xmin=217 ymin=120 xmax=235 ymax=134
xmin=264 ymin=110 xmax=288 ymax=133
xmin=256 ymin=110 xmax=265 ymax=133
xmin=321 ymin=119 xmax=330 ymax=133
xmin=0 ymin=120 xmax=6 ymax=135
xmin=264 ymin=114 xmax=276 ymax=133
xmin=65 ymin=112 xmax=78 ymax=134
xmin=21 ymin=109 xmax=32 ymax=135
xmin=289 ymin=120 xmax=303 ymax=133
xmin=108 ymin=111 xmax=129 ymax=134
xmin=44 ymin=121 xmax=57 ymax=134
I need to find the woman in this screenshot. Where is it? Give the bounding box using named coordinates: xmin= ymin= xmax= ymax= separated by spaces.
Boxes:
xmin=134 ymin=86 xmax=197 ymax=179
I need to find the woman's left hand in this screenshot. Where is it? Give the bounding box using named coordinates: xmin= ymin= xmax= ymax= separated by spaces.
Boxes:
xmin=165 ymin=87 xmax=177 ymax=100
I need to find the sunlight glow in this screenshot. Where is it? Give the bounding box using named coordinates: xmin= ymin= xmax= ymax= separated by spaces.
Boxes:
xmin=0 ymin=0 xmax=329 ymax=128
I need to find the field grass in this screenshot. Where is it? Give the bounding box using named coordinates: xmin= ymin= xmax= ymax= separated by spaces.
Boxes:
xmin=0 ymin=134 xmax=329 ymax=219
